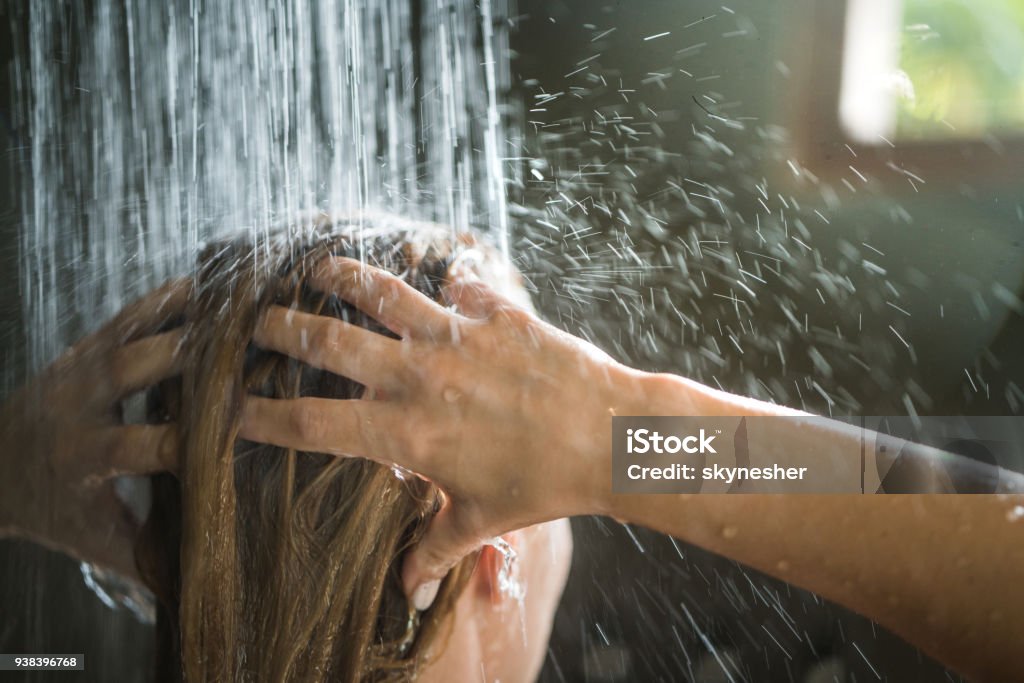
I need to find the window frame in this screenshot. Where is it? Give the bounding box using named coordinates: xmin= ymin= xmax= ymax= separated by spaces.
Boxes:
xmin=781 ymin=0 xmax=1024 ymax=189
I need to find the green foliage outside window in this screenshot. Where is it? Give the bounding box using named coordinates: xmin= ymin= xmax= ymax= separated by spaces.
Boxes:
xmin=898 ymin=0 xmax=1024 ymax=138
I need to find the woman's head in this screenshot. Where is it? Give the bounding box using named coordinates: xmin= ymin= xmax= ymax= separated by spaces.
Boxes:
xmin=137 ymin=216 xmax=571 ymax=682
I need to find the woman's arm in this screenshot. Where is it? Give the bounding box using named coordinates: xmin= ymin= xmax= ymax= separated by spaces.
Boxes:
xmin=242 ymin=257 xmax=1024 ymax=681
xmin=607 ymin=373 xmax=1024 ymax=683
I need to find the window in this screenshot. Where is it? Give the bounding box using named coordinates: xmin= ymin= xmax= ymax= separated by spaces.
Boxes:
xmin=787 ymin=0 xmax=1024 ymax=184
xmin=840 ymin=0 xmax=1024 ymax=144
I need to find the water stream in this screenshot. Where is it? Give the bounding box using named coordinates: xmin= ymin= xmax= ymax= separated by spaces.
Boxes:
xmin=16 ymin=0 xmax=512 ymax=372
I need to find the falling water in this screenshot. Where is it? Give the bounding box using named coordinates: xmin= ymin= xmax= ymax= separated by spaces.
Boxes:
xmin=14 ymin=0 xmax=512 ymax=373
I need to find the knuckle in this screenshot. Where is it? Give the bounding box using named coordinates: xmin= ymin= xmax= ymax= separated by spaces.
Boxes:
xmin=449 ymin=322 xmax=495 ymax=358
xmin=400 ymin=342 xmax=435 ymax=383
xmin=95 ymin=436 xmax=129 ymax=479
xmin=290 ymin=402 xmax=329 ymax=443
xmin=308 ymin=321 xmax=340 ymax=360
xmin=402 ymin=424 xmax=434 ymax=465
xmin=419 ymin=350 xmax=464 ymax=392
xmin=375 ymin=276 xmax=406 ymax=313
xmin=362 ymin=267 xmax=392 ymax=292
xmin=158 ymin=427 xmax=181 ymax=473
xmin=381 ymin=273 xmax=404 ymax=298
xmin=449 ymin=280 xmax=480 ymax=305
xmin=441 ymin=280 xmax=466 ymax=304
xmin=412 ymin=347 xmax=443 ymax=379
xmin=352 ymin=404 xmax=382 ymax=457
xmin=399 ymin=413 xmax=447 ymax=465
xmin=495 ymin=305 xmax=533 ymax=329
xmin=468 ymin=282 xmax=497 ymax=305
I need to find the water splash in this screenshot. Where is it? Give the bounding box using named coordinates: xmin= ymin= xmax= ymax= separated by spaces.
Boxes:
xmin=483 ymin=535 xmax=528 ymax=645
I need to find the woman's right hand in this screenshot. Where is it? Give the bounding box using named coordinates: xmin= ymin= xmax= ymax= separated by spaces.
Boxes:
xmin=239 ymin=257 xmax=704 ymax=607
xmin=0 ymin=280 xmax=189 ymax=579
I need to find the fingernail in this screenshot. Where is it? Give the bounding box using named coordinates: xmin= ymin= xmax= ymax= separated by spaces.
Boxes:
xmin=412 ymin=579 xmax=441 ymax=611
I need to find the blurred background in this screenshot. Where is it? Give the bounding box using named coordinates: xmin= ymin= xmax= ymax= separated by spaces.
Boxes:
xmin=519 ymin=2 xmax=1024 ymax=681
xmin=2 ymin=0 xmax=1023 ymax=680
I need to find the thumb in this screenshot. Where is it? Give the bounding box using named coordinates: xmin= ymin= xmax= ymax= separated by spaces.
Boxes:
xmin=402 ymin=503 xmax=481 ymax=611
xmin=442 ymin=278 xmax=517 ymax=319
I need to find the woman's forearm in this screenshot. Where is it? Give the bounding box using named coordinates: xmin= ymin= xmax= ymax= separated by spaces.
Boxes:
xmin=603 ymin=371 xmax=1024 ymax=682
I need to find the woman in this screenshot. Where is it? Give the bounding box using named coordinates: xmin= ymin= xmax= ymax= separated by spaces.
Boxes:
xmin=1 ymin=217 xmax=571 ymax=681
xmin=4 ymin=216 xmax=1024 ymax=681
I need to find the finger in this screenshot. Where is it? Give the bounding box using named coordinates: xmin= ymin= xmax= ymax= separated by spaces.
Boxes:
xmin=255 ymin=306 xmax=404 ymax=391
xmin=402 ymin=503 xmax=482 ymax=610
xmin=442 ymin=279 xmax=518 ymax=319
xmin=81 ymin=485 xmax=147 ymax=581
xmin=239 ymin=396 xmax=408 ymax=464
xmin=80 ymin=423 xmax=180 ymax=481
xmin=311 ymin=256 xmax=456 ymax=339
xmin=108 ymin=330 xmax=186 ymax=398
xmin=46 ymin=280 xmax=190 ymax=390
xmin=95 ymin=278 xmax=192 ymax=346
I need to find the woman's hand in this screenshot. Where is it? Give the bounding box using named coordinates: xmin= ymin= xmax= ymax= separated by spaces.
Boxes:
xmin=239 ymin=257 xmax=698 ymax=607
xmin=0 ymin=280 xmax=189 ymax=579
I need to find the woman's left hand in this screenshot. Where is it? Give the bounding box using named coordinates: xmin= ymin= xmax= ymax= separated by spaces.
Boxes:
xmin=0 ymin=280 xmax=190 ymax=579
xmin=237 ymin=257 xmax=693 ymax=607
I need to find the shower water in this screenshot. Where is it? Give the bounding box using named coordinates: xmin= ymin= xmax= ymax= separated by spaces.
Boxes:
xmin=15 ymin=0 xmax=514 ymax=375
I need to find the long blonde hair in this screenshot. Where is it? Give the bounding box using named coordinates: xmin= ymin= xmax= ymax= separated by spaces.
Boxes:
xmin=137 ymin=221 xmax=491 ymax=681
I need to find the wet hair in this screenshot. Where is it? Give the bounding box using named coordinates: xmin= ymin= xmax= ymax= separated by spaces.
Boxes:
xmin=136 ymin=218 xmax=508 ymax=682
